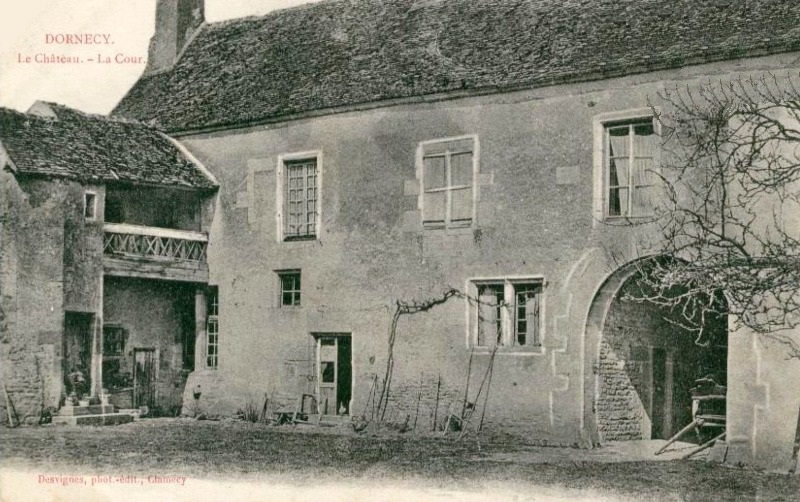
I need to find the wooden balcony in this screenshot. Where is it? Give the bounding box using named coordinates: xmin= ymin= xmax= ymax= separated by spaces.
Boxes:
xmin=103 ymin=223 xmax=209 ymax=283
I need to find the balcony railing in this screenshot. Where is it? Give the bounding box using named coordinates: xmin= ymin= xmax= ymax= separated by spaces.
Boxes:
xmin=103 ymin=223 xmax=208 ymax=263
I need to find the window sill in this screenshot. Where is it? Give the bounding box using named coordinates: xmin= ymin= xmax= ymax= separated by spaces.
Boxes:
xmin=283 ymin=235 xmax=318 ymax=242
xmin=601 ymin=215 xmax=657 ymax=225
xmin=471 ymin=345 xmax=545 ymax=356
xmin=422 ymin=224 xmax=476 ymax=236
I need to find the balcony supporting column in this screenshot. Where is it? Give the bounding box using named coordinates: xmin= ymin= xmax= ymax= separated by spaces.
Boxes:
xmin=90 ymin=276 xmax=104 ymax=398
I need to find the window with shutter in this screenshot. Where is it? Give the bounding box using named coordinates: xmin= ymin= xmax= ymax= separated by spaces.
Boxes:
xmin=419 ymin=136 xmax=478 ymax=230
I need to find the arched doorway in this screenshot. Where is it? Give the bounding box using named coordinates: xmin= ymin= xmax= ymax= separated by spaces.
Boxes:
xmin=587 ymin=259 xmax=728 ymax=442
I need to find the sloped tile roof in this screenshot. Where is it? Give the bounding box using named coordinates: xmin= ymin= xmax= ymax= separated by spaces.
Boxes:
xmin=1 ymin=103 xmax=216 ymax=188
xmin=112 ymin=0 xmax=800 ymax=133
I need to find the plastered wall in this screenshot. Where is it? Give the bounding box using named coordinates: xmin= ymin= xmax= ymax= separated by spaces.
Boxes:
xmin=174 ymin=54 xmax=800 ymax=451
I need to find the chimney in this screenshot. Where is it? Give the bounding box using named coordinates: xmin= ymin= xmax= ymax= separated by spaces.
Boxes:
xmin=144 ymin=0 xmax=205 ymax=75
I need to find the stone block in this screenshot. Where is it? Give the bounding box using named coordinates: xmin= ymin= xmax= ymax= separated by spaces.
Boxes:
xmin=246 ymin=158 xmax=273 ymax=172
xmin=707 ymin=440 xmax=728 ymax=463
xmin=724 ymin=440 xmax=753 ymax=467
xmin=52 ymin=412 xmax=134 ymax=426
xmin=57 ymin=405 xmax=116 ymax=416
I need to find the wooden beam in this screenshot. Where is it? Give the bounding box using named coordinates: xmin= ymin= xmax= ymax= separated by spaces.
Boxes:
xmin=104 ymin=257 xmax=208 ymax=283
xmin=104 ymin=223 xmax=207 ymax=241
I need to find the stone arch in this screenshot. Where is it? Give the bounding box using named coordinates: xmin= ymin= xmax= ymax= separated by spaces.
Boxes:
xmin=583 ymin=257 xmax=728 ymax=443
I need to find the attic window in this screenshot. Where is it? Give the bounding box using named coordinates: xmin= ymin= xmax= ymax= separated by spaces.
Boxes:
xmin=84 ymin=192 xmax=97 ymax=220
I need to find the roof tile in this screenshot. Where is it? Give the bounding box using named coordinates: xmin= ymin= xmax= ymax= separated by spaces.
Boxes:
xmin=1 ymin=103 xmax=216 ymax=188
xmin=112 ymin=0 xmax=800 ymax=132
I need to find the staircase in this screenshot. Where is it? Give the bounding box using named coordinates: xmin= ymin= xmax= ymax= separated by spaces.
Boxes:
xmin=52 ymin=404 xmax=135 ymax=426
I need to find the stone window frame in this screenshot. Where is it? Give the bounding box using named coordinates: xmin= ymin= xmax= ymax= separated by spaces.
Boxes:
xmin=416 ymin=134 xmax=480 ymax=232
xmin=276 ymin=150 xmax=323 ymax=242
xmin=206 ymin=286 xmax=219 ymax=369
xmin=277 ymin=269 xmax=302 ymax=307
xmin=592 ymin=108 xmax=661 ymax=225
xmin=465 ymin=275 xmax=546 ymax=354
xmin=83 ymin=190 xmax=97 ymax=221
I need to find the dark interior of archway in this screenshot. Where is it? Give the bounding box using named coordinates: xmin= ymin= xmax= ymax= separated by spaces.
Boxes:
xmin=596 ymin=271 xmax=727 ymax=442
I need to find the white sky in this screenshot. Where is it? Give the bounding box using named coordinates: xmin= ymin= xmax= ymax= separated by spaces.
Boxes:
xmin=0 ymin=1 xmax=322 ymax=114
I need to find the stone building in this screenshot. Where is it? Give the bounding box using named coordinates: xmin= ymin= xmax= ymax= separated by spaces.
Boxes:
xmin=1 ymin=102 xmax=217 ymax=421
xmin=2 ymin=0 xmax=799 ymax=473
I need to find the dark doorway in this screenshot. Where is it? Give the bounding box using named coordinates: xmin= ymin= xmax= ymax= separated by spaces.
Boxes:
xmin=651 ymin=347 xmax=668 ymax=438
xmin=133 ymin=348 xmax=157 ymax=410
xmin=315 ymin=334 xmax=352 ymax=415
xmin=63 ymin=312 xmax=93 ymax=398
xmin=594 ymin=263 xmax=728 ymax=442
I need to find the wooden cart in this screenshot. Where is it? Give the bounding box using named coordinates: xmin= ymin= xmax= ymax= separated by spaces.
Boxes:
xmin=656 ymin=378 xmax=726 ymax=459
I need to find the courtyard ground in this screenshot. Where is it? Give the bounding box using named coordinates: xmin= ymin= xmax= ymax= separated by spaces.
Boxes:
xmin=1 ymin=418 xmax=798 ymax=502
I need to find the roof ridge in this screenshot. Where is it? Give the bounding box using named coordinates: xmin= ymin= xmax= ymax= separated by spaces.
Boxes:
xmin=204 ymin=0 xmax=343 ymax=30
xmin=39 ymin=101 xmax=164 ymax=130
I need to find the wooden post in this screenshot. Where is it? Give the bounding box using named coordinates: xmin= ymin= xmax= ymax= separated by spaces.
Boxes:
xmin=412 ymin=373 xmax=423 ymax=430
xmin=90 ymin=313 xmax=103 ymax=398
xmin=432 ymin=374 xmax=441 ymax=432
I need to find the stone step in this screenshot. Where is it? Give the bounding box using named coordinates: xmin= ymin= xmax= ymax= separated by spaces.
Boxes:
xmin=52 ymin=413 xmax=134 ymax=427
xmin=57 ymin=405 xmax=116 ymax=416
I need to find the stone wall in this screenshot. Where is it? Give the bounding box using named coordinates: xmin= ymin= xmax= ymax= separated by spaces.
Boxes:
xmin=173 ymin=53 xmax=796 ymax=448
xmin=1 ymin=172 xmax=103 ymax=424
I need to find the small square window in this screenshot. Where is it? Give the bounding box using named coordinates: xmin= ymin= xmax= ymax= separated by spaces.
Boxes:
xmin=277 ymin=270 xmax=301 ymax=307
xmin=84 ymin=192 xmax=97 ymax=220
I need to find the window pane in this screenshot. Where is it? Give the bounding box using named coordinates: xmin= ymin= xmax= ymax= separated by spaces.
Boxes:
xmin=632 ymin=158 xmax=654 ymax=186
xmin=524 ymin=293 xmax=540 ymax=346
xmin=514 ymin=284 xmax=540 ymax=347
xmin=451 ymin=152 xmax=473 ymax=186
xmin=477 ymin=285 xmax=504 ymax=347
xmin=608 ymin=157 xmax=629 ymax=187
xmin=609 ymin=187 xmax=629 ymax=216
xmin=633 ymin=124 xmax=655 ymax=157
xmin=321 ymin=362 xmax=335 ymax=383
xmin=423 ymin=191 xmax=446 ymax=223
xmin=451 ymin=188 xmax=473 ymax=222
xmin=423 ymin=156 xmax=447 ymax=190
xmin=607 ymin=126 xmax=629 ymax=157
xmin=632 ymin=186 xmax=655 ymax=216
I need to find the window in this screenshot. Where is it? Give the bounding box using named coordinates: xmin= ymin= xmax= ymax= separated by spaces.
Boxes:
xmin=471 ymin=279 xmax=543 ymax=349
xmin=278 ymin=270 xmax=301 ymax=307
xmin=419 ymin=136 xmax=478 ymax=229
xmin=84 ymin=191 xmax=97 ymax=220
xmin=595 ymin=111 xmax=659 ymax=220
xmin=279 ymin=155 xmax=320 ymax=240
xmin=206 ymin=287 xmax=219 ymax=368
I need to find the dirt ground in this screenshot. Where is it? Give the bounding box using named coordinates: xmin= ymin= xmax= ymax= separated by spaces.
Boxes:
xmin=1 ymin=418 xmax=798 ymax=502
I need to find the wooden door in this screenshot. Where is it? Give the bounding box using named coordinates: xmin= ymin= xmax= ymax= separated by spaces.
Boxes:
xmin=133 ymin=348 xmax=157 ymax=410
xmin=316 ymin=335 xmax=352 ymax=415
xmin=318 ymin=337 xmax=337 ymax=415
